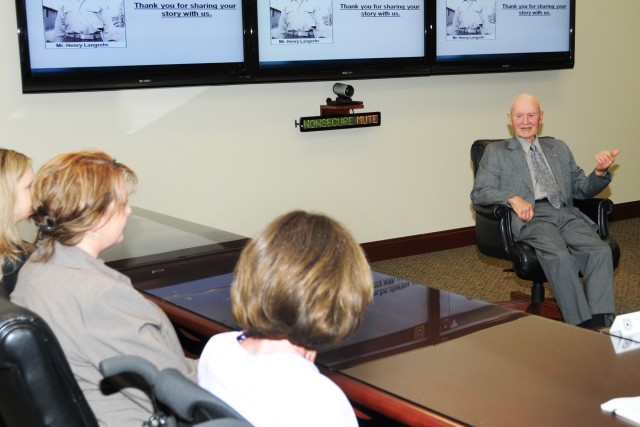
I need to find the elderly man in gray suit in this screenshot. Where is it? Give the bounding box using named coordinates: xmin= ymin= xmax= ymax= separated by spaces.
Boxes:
xmin=471 ymin=93 xmax=620 ymax=328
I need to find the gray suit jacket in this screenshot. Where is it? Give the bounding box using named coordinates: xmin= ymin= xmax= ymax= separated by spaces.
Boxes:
xmin=471 ymin=136 xmax=611 ymax=238
xmin=12 ymin=242 xmax=198 ymax=427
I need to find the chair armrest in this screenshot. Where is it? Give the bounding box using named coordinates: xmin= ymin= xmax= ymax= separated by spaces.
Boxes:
xmin=474 ymin=204 xmax=546 ymax=281
xmin=573 ymin=198 xmax=613 ymax=238
xmin=573 ymin=198 xmax=619 ymax=268
xmin=473 ymin=198 xmax=620 ymax=284
xmin=100 ymin=356 xmax=252 ymax=425
xmin=155 ymin=368 xmax=250 ymax=424
xmin=510 ymin=242 xmax=546 ymax=282
xmin=99 ymin=355 xmax=159 ymax=385
xmin=473 ymin=204 xmax=513 ymax=261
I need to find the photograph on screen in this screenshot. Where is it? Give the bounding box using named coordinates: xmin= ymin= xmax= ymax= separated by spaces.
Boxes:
xmin=269 ymin=0 xmax=333 ymax=44
xmin=43 ymin=0 xmax=127 ymax=47
xmin=445 ymin=0 xmax=495 ymax=40
xmin=257 ymin=0 xmax=425 ymax=66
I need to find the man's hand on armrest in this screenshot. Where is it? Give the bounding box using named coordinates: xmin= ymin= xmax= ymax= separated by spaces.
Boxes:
xmin=508 ymin=196 xmax=534 ymax=222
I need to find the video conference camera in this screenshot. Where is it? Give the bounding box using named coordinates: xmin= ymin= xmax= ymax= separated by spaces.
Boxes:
xmin=326 ymin=82 xmax=363 ymax=106
xmin=333 ymin=83 xmax=354 ymax=97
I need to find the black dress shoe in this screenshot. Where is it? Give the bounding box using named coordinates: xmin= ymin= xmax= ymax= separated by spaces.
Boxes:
xmin=577 ymin=313 xmax=614 ymax=329
xmin=577 ymin=317 xmax=599 ymax=329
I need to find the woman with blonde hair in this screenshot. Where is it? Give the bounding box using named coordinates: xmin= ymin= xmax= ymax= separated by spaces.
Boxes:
xmin=0 ymin=148 xmax=34 ymax=297
xmin=198 ymin=210 xmax=374 ymax=427
xmin=13 ymin=151 xmax=197 ymax=427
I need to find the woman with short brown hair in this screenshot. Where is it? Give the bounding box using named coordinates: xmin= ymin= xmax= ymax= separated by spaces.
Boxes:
xmin=199 ymin=210 xmax=373 ymax=427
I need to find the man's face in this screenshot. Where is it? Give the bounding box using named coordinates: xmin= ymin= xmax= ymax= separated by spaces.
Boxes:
xmin=508 ymin=96 xmax=543 ymax=142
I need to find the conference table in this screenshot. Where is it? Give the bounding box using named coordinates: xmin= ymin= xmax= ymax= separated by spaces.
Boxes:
xmin=105 ymin=208 xmax=640 ymax=427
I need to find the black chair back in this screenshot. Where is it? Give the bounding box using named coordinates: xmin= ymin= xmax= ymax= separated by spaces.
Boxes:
xmin=0 ymin=296 xmax=98 ymax=427
xmin=471 ymin=138 xmax=504 ymax=176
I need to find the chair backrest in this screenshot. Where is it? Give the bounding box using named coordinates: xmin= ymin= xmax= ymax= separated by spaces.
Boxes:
xmin=0 ymin=295 xmax=98 ymax=427
xmin=471 ymin=138 xmax=560 ymax=176
xmin=471 ymin=139 xmax=505 ymax=176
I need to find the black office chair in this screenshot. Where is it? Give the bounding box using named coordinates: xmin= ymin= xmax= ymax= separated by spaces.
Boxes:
xmin=100 ymin=355 xmax=254 ymax=427
xmin=470 ymin=139 xmax=621 ymax=319
xmin=0 ymin=295 xmax=99 ymax=427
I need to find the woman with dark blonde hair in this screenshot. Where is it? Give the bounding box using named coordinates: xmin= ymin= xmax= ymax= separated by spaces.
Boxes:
xmin=12 ymin=151 xmax=197 ymax=427
xmin=198 ymin=210 xmax=373 ymax=427
xmin=0 ymin=148 xmax=34 ymax=297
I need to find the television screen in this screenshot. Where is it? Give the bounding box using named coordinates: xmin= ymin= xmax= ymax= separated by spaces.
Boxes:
xmin=430 ymin=0 xmax=574 ymax=74
xmin=15 ymin=0 xmax=249 ymax=92
xmin=250 ymin=0 xmax=429 ymax=82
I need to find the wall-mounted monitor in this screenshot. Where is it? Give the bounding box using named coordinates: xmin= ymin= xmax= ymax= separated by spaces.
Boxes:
xmin=15 ymin=0 xmax=250 ymax=93
xmin=430 ymin=0 xmax=575 ymax=74
xmin=13 ymin=0 xmax=578 ymax=93
xmin=249 ymin=0 xmax=429 ymax=82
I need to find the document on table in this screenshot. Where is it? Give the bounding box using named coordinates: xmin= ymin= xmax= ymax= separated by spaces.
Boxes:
xmin=602 ymin=396 xmax=640 ymax=424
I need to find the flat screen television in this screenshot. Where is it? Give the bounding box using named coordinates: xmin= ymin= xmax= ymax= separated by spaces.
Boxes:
xmin=249 ymin=0 xmax=429 ymax=82
xmin=15 ymin=0 xmax=250 ymax=93
xmin=430 ymin=0 xmax=575 ymax=74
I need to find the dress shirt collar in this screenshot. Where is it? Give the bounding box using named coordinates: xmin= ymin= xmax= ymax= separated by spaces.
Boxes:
xmin=515 ymin=135 xmax=541 ymax=153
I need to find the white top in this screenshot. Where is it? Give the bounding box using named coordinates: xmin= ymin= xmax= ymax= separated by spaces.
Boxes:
xmin=198 ymin=331 xmax=358 ymax=427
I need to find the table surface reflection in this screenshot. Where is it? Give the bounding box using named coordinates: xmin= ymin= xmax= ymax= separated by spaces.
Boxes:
xmin=103 ymin=206 xmax=247 ymax=271
xmin=144 ymin=270 xmax=640 ymax=427
xmin=145 ymin=272 xmax=521 ymax=365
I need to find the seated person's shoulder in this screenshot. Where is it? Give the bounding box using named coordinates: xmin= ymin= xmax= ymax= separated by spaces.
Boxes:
xmin=540 ymin=136 xmax=572 ymax=152
xmin=484 ymin=138 xmax=510 ymax=148
xmin=480 ymin=139 xmax=510 ymax=157
xmin=540 ymin=136 xmax=566 ymax=145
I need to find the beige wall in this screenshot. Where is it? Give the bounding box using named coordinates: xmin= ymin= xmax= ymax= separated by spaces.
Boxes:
xmin=3 ymin=2 xmax=639 ymax=243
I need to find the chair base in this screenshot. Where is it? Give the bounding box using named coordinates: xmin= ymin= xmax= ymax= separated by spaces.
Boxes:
xmin=495 ymin=291 xmax=564 ymax=321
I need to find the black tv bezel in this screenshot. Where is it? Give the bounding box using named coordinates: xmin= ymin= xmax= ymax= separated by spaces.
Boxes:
xmin=428 ymin=0 xmax=575 ymax=75
xmin=14 ymin=0 xmax=253 ymax=93
xmin=246 ymin=0 xmax=430 ymax=83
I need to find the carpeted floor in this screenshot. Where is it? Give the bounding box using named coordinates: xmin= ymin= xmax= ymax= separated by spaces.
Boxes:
xmin=370 ymin=217 xmax=640 ymax=316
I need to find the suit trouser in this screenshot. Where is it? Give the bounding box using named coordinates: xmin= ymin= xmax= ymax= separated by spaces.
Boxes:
xmin=516 ymin=201 xmax=615 ymax=325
